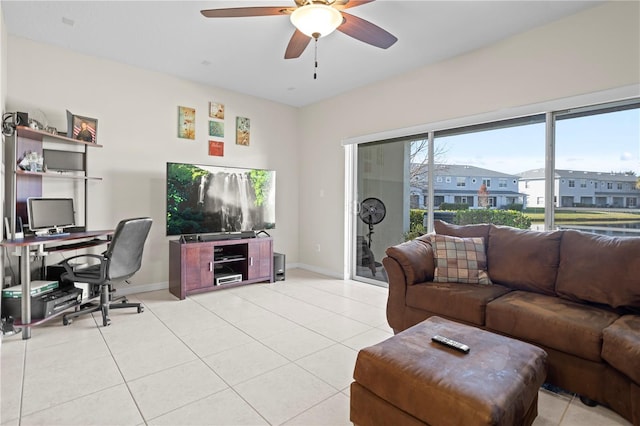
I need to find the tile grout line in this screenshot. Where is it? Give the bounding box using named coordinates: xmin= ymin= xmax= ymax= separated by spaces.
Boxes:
xmin=138 ymin=298 xmax=273 ymax=425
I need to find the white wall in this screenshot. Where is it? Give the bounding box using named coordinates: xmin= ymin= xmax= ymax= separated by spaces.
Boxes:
xmin=5 ymin=37 xmax=300 ymax=290
xmin=297 ymin=1 xmax=640 ymax=276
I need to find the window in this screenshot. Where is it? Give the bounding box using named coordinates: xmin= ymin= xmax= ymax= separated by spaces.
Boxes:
xmin=555 ymin=100 xmax=639 ymax=235
xmin=435 ymin=116 xmax=544 ymax=214
xmin=568 ymin=180 xmax=575 ymax=188
xmin=349 ymin=98 xmax=639 ymax=287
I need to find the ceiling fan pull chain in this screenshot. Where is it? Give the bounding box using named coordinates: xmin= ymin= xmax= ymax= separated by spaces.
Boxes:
xmin=314 ymin=36 xmax=318 ymax=80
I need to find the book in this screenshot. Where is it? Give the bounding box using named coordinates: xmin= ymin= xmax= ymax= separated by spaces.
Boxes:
xmin=2 ymin=280 xmax=59 ymax=298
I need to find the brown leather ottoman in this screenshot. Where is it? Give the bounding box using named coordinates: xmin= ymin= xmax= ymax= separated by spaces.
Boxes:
xmin=351 ymin=316 xmax=548 ymax=426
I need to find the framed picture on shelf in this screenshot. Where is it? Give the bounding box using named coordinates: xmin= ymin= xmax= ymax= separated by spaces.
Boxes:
xmin=66 ymin=110 xmax=98 ymax=143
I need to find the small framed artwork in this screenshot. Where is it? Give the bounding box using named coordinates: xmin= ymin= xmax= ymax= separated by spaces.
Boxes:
xmin=66 ymin=110 xmax=98 ymax=144
xmin=209 ymin=120 xmax=224 ymax=138
xmin=236 ymin=116 xmax=250 ymax=146
xmin=209 ymin=140 xmax=224 ymax=157
xmin=178 ymin=106 xmax=196 ymax=139
xmin=209 ymin=102 xmax=225 ymax=119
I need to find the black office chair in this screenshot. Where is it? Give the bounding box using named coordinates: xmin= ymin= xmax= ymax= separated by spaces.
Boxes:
xmin=60 ymin=217 xmax=153 ymax=327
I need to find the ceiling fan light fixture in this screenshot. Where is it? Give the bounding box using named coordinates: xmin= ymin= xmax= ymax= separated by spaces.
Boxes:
xmin=290 ymin=4 xmax=342 ymax=38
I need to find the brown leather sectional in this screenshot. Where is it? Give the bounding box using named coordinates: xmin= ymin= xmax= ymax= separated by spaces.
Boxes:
xmin=382 ymin=220 xmax=640 ymax=425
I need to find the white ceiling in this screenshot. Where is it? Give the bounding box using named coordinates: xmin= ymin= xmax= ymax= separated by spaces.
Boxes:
xmin=2 ymin=0 xmax=602 ymax=107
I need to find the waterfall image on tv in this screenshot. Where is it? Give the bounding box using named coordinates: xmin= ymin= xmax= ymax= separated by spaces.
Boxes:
xmin=166 ymin=162 xmax=276 ymax=236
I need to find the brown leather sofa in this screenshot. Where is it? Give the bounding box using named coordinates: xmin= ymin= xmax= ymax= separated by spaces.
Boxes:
xmin=382 ymin=220 xmax=640 ymax=425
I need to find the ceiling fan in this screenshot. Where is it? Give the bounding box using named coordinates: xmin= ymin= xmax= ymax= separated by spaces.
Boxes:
xmin=201 ymin=0 xmax=398 ymax=59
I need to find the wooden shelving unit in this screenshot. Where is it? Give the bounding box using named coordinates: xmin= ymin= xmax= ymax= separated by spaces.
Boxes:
xmin=4 ymin=126 xmax=102 ymax=237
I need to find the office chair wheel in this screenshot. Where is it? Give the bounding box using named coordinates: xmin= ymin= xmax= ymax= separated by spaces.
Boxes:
xmin=63 ymin=317 xmax=72 ymax=326
xmin=101 ymin=306 xmax=111 ymax=327
xmin=137 ymin=306 xmax=144 ymax=313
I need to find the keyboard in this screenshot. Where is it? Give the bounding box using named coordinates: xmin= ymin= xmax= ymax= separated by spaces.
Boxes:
xmin=36 ymin=232 xmax=71 ymax=238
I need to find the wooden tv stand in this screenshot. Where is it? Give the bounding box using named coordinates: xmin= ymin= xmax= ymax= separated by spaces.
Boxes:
xmin=168 ymin=237 xmax=273 ymax=300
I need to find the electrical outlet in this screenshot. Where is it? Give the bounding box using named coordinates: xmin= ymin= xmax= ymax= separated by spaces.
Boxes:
xmin=315 ymin=244 xmax=321 ymax=252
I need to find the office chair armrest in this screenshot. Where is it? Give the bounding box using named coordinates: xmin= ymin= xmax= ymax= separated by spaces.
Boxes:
xmin=57 ymin=253 xmax=107 ymax=278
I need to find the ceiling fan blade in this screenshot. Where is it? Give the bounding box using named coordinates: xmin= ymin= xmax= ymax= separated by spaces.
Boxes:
xmin=284 ymin=29 xmax=311 ymax=59
xmin=201 ymin=7 xmax=293 ymax=18
xmin=338 ymin=12 xmax=397 ymax=49
xmin=335 ymin=0 xmax=376 ymax=10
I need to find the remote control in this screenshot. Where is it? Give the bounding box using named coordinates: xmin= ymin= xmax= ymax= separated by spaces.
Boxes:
xmin=431 ymin=335 xmax=470 ymax=354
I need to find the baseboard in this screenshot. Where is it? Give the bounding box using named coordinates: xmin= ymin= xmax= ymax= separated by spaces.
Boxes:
xmin=294 ymin=263 xmax=343 ymax=279
xmin=115 ymin=281 xmax=168 ymax=296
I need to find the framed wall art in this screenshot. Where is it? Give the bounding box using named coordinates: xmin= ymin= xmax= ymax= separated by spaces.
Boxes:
xmin=209 ymin=120 xmax=224 ymax=138
xmin=66 ymin=110 xmax=98 ymax=144
xmin=208 ymin=140 xmax=224 ymax=157
xmin=236 ymin=116 xmax=250 ymax=146
xmin=178 ymin=106 xmax=196 ymax=139
xmin=209 ymin=102 xmax=225 ymax=120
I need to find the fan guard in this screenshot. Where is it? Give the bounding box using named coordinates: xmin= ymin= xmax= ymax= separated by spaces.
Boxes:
xmin=359 ymin=197 xmax=386 ymax=249
xmin=359 ymin=197 xmax=386 ymax=225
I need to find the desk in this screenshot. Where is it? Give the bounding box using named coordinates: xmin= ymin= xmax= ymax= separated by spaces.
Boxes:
xmin=1 ymin=230 xmax=112 ymax=339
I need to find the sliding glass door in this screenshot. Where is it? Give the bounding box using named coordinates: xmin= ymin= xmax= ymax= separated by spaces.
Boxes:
xmin=353 ymin=139 xmax=410 ymax=285
xmin=348 ymin=98 xmax=640 ymax=285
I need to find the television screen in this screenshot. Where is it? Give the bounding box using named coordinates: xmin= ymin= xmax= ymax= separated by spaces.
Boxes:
xmin=166 ymin=162 xmax=276 ymax=236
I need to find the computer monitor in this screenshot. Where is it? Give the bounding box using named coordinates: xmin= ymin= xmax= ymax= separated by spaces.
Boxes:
xmin=26 ymin=197 xmax=75 ymax=235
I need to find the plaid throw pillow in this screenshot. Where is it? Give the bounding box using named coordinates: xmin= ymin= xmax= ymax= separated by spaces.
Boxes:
xmin=432 ymin=234 xmax=492 ymax=285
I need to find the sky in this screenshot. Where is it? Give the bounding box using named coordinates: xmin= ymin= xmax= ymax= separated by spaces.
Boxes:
xmin=430 ymin=108 xmax=640 ymax=176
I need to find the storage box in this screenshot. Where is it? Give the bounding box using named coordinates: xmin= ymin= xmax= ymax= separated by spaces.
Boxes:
xmin=2 ymin=280 xmax=59 ymax=298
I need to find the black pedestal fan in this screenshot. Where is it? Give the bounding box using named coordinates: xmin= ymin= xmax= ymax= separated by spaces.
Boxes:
xmin=358 ymin=198 xmax=386 ymax=276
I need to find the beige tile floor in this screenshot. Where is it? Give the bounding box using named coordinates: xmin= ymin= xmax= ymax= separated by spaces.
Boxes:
xmin=0 ymin=269 xmax=632 ymax=425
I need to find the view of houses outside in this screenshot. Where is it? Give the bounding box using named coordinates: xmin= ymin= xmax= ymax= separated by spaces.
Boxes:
xmin=409 ymin=106 xmax=640 ymax=235
xmin=410 ymin=165 xmax=639 ymax=210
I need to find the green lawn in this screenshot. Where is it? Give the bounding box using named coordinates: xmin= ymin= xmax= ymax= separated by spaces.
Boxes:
xmin=525 ymin=210 xmax=640 ymax=222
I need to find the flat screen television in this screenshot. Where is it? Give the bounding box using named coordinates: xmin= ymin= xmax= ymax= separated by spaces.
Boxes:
xmin=27 ymin=197 xmax=75 ymax=235
xmin=166 ymin=162 xmax=276 ymax=236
